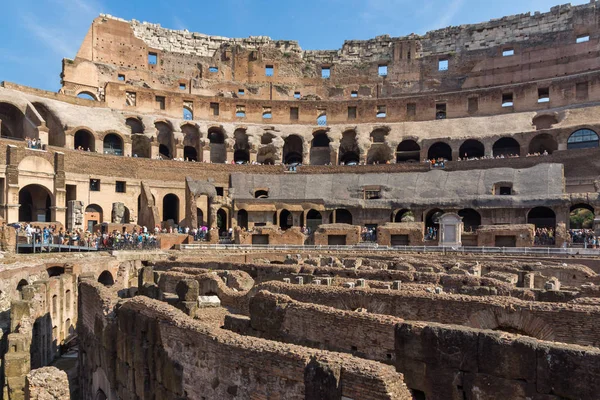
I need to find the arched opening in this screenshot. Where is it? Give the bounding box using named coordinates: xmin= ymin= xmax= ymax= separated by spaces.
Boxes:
xmin=279 ymin=209 xmax=293 ymax=230
xmin=569 ymin=204 xmax=594 ymax=230
xmin=425 ymin=209 xmax=444 ymax=241
xmin=85 ymin=204 xmax=103 ymax=232
xmin=98 ymin=271 xmax=114 ymax=287
xmin=254 ymin=190 xmax=269 ymax=199
xmin=237 ymin=209 xmax=248 ymax=230
xmin=77 ymin=92 xmax=97 ymax=101
xmin=533 ymin=114 xmax=558 ymax=130
xmin=332 ymin=209 xmax=353 ymax=225
xmin=339 ymin=130 xmax=360 ymax=165
xmin=492 ymin=137 xmax=520 ymax=157
xmin=33 ymin=102 xmax=65 ymax=147
xmin=18 ymin=184 xmax=53 ymax=222
xmin=529 ymin=133 xmax=557 ymax=155
xmin=306 ymin=209 xmax=322 ymax=232
xmin=427 ymin=142 xmax=452 ymax=160
xmin=393 ymin=209 xmax=414 ymax=223
xmin=233 ymin=128 xmax=250 ymax=164
xmin=0 ymin=102 xmax=27 ymax=140
xmin=181 ymin=123 xmax=200 ymax=161
xmin=310 ymin=131 xmax=331 ymax=165
xmin=162 ymin=194 xmax=180 ymax=224
xmin=370 ymin=129 xmax=388 ymax=143
xmin=396 ymin=140 xmax=420 ymax=163
xmin=46 ymin=266 xmax=65 ymax=277
xmin=103 ymin=133 xmax=123 ymax=156
xmin=74 ymin=129 xmax=95 ymax=151
xmin=459 ymin=139 xmax=484 ymax=159
xmin=458 ymin=208 xmax=481 ymax=232
xmin=126 ymin=117 xmax=144 ymax=134
xmin=155 ymin=121 xmax=174 ymax=159
xmin=568 ymin=129 xmax=599 ymax=150
xmin=184 ymin=146 xmax=198 ymax=161
xmin=131 ymin=135 xmax=151 ymax=158
xmin=217 ymin=208 xmax=228 ymax=236
xmin=528 ymin=207 xmax=556 ymax=246
xmin=367 ymin=144 xmax=392 ymax=164
xmin=96 ymin=389 xmax=108 ymax=400
xmin=17 ymin=279 xmax=28 ymax=292
xmin=283 ymin=135 xmax=303 ymax=165
xmin=183 ymin=106 xmax=193 ymax=121
xmin=209 ymin=127 xmax=226 ymax=163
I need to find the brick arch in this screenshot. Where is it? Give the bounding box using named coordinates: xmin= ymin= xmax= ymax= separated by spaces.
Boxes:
xmin=467 ymin=309 xmax=555 ymax=341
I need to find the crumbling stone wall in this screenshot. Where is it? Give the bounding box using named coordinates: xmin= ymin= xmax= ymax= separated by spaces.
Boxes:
xmin=78 ymin=280 xmax=412 ymax=399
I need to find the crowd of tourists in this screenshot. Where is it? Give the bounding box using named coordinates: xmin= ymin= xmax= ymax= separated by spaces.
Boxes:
xmin=13 ymin=223 xmax=159 ymax=250
xmin=568 ymin=229 xmax=599 ymax=247
xmin=425 ymin=226 xmax=438 ymax=241
xmin=534 ymin=228 xmax=555 ymax=246
xmin=426 ymin=150 xmax=549 ymax=166
xmin=361 ymin=226 xmax=377 ymax=242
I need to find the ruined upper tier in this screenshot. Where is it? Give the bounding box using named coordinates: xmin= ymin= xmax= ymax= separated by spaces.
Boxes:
xmin=61 ymin=2 xmax=600 ymax=111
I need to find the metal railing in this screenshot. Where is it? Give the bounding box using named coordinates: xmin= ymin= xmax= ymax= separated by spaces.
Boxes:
xmin=178 ymin=243 xmax=600 ymax=256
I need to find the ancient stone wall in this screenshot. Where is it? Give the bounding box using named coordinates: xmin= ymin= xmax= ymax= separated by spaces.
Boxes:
xmin=78 ymin=280 xmax=412 ymax=399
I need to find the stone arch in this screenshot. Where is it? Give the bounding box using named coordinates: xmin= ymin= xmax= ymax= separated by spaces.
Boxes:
xmin=567 ymin=129 xmax=599 ymax=150
xmin=527 ymin=207 xmax=556 ymax=229
xmin=493 ymin=137 xmax=521 ymax=157
xmin=425 ymin=208 xmax=444 ymax=230
xmin=339 ymin=130 xmax=360 ymax=165
xmin=283 ymin=135 xmax=303 ymax=164
xmin=528 ymin=133 xmax=557 ymax=154
xmin=237 ymin=209 xmax=248 ymax=229
xmin=76 ymin=91 xmax=98 ymax=101
xmin=570 ymin=203 xmax=594 ymax=230
xmin=32 ymin=102 xmax=65 ymax=147
xmin=132 ymin=135 xmax=151 ymax=158
xmin=370 ymin=128 xmax=389 ymax=144
xmin=74 ymin=129 xmax=96 ymax=151
xmin=367 ymin=144 xmax=393 ymax=164
xmin=208 ymin=127 xmax=226 ymax=163
xmin=396 ymin=140 xmax=420 ymax=163
xmin=306 ymin=209 xmax=322 ymax=232
xmin=17 ymin=279 xmax=29 ymax=292
xmin=103 ymin=133 xmax=123 ymax=156
xmin=332 ymin=209 xmax=353 ymax=225
xmin=459 ymin=139 xmax=485 ymax=159
xmin=233 ymin=128 xmax=250 ymax=163
xmin=18 ymin=184 xmax=53 ymax=222
xmin=310 ymin=130 xmax=331 ymax=165
xmin=467 ymin=309 xmax=555 ymax=341
xmin=155 ymin=121 xmax=174 ymax=159
xmin=85 ymin=204 xmax=103 ymax=229
xmin=458 ymin=208 xmax=481 ymax=232
xmin=279 ymin=209 xmax=293 ymax=230
xmin=125 ymin=117 xmax=144 ymax=134
xmin=182 ymin=123 xmax=201 ymax=161
xmin=162 ymin=193 xmax=180 ymax=224
xmin=217 ymin=208 xmax=228 ymax=235
xmin=427 ymin=142 xmax=452 ymax=160
xmin=0 ymin=102 xmax=27 ymax=139
xmin=98 ymin=270 xmax=114 ymax=287
xmin=393 ymin=209 xmax=414 ymax=223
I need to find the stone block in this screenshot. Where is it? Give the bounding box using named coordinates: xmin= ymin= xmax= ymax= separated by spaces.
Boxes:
xmin=198 ymin=295 xmax=221 ymax=308
xmin=176 ymin=279 xmax=200 ymax=302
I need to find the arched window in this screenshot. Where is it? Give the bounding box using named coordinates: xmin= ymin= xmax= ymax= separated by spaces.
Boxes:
xmin=279 ymin=209 xmax=293 ymax=230
xmin=529 ymin=134 xmax=557 ymax=154
xmin=459 ymin=140 xmax=484 ymax=159
xmin=209 ymin=128 xmax=226 ymax=163
xmin=283 ymin=135 xmax=303 ymax=165
xmin=126 ymin=117 xmax=144 ymax=134
xmin=184 ymin=146 xmax=198 ymax=161
xmin=77 ymin=92 xmax=97 ymax=101
xmin=162 ymin=194 xmax=180 ymax=223
xmin=237 ymin=209 xmax=248 ymax=230
xmin=393 ymin=209 xmax=414 ymax=223
xmin=0 ymin=102 xmax=27 ymax=139
xmin=103 ymin=134 xmax=123 ymax=156
xmin=339 ymin=130 xmax=360 ymax=165
xmin=332 ymin=209 xmax=353 ymax=225
xmin=155 ymin=121 xmax=174 ymax=159
xmin=492 ymin=137 xmax=520 ymax=157
xmin=19 ymin=184 xmax=53 ymax=222
xmin=98 ymin=271 xmax=114 ymax=287
xmin=458 ymin=208 xmax=481 ymax=232
xmin=427 ymin=142 xmax=452 ymax=160
xmin=310 ymin=131 xmax=331 ymax=165
xmin=568 ymin=129 xmax=599 ymax=150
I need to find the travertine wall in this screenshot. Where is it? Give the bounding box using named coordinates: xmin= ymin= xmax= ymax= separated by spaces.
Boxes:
xmin=78 ymin=280 xmax=412 ymax=400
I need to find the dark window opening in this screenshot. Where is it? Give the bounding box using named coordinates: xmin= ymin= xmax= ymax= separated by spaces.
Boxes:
xmin=377 ymin=105 xmax=387 ymax=118
xmin=502 ymin=93 xmax=514 ymax=107
xmin=148 ymin=52 xmax=157 ymax=65
xmin=236 ymin=105 xmax=246 ymax=118
xmin=115 ymin=181 xmax=126 ymax=193
xmin=155 ymin=96 xmax=165 ymax=110
xmin=210 ymin=102 xmax=220 ymax=116
xmin=500 ymin=186 xmax=512 ymax=195
xmin=255 ymin=190 xmax=269 ymax=199
xmin=238 ymin=89 xmax=245 ymax=96
xmin=502 ymin=48 xmax=514 ymax=57
xmin=216 ymin=187 xmax=224 ymax=197
xmin=351 ymin=91 xmax=358 ymax=98
xmin=294 ymin=91 xmax=301 ymax=99
xmin=538 ymin=88 xmax=550 ymax=103
xmin=436 ymin=103 xmax=446 ymax=120
xmin=348 ymin=107 xmax=357 ymax=120
xmin=290 ymin=107 xmax=299 ymax=120
xmin=118 ymin=74 xmax=125 ymax=81
xmin=90 ymin=179 xmax=100 ymax=192
xmin=179 ymin=83 xmax=186 ymax=90
xmin=365 ymin=189 xmax=381 ymax=200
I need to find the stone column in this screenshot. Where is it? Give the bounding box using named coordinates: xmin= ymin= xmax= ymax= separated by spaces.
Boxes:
xmin=123 ymin=141 xmax=132 ymax=157
xmin=37 ymin=125 xmax=49 ymax=149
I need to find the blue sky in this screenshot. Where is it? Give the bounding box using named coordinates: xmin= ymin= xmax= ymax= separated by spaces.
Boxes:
xmin=0 ymin=0 xmax=588 ymax=92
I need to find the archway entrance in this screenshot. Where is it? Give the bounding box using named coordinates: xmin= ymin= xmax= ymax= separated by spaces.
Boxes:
xmin=528 ymin=207 xmax=556 ymax=246
xmin=98 ymin=271 xmax=114 ymax=287
xmin=393 ymin=209 xmax=414 ymax=223
xmin=459 ymin=140 xmax=484 ymax=159
xmin=331 ymin=209 xmax=353 ymax=225
xmin=217 ymin=208 xmax=228 ymax=236
xmin=425 ymin=209 xmax=444 ymax=241
xmin=132 ymin=135 xmax=151 ymax=158
xmin=427 ymin=142 xmax=452 ymax=160
xmin=396 ymin=140 xmax=420 ymax=163
xmin=184 ymin=146 xmax=198 ymax=161
xmin=18 ymin=185 xmax=52 ymax=222
xmin=569 ymin=204 xmax=594 ymax=230
xmin=279 ymin=209 xmax=293 ymax=230
xmin=529 ymin=134 xmax=557 ymax=154
xmin=162 ymin=194 xmax=180 ymax=224
xmin=85 ymin=204 xmax=102 ymax=232
xmin=492 ymin=137 xmax=520 ymax=157
xmin=306 ymin=209 xmax=322 ymax=233
xmin=283 ymin=135 xmax=303 ymax=165
xmin=310 ymin=131 xmax=331 ymax=165
xmin=74 ymin=130 xmax=95 ymax=151
xmin=458 ymin=208 xmax=481 ymax=232
xmin=103 ymin=134 xmax=123 ymax=156
xmin=237 ymin=209 xmax=248 ymax=230
xmin=209 ymin=128 xmax=226 ymax=163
